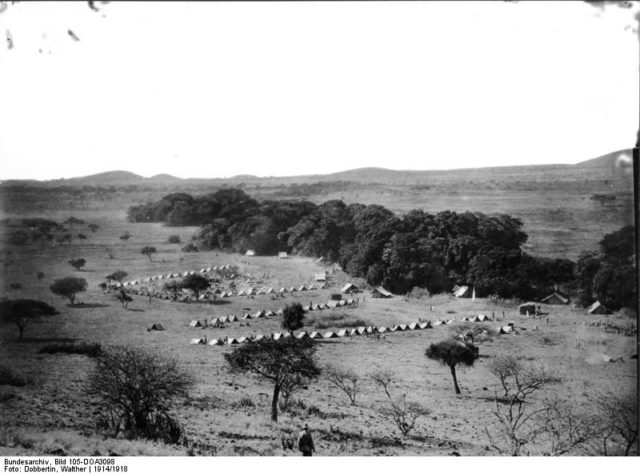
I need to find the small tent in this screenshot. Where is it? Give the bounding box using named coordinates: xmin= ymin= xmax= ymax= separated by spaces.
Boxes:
xmin=298 ymin=285 xmax=307 ymax=291
xmin=541 ymin=292 xmax=570 ymax=305
xmin=453 ymin=286 xmax=472 ymax=298
xmin=296 ymin=331 xmax=309 ymax=339
xmin=341 ymin=283 xmax=359 ymax=293
xmin=276 ymin=308 xmax=284 ymax=316
xmin=309 ymin=331 xmax=323 ymax=339
xmin=377 ymin=326 xmax=388 ymax=333
xmin=245 ymin=250 xmax=256 ymax=256
xmin=371 ymin=287 xmax=393 ymax=298
xmin=408 ymin=322 xmax=420 ymax=330
xmin=272 ymin=332 xmax=284 ymax=341
xmin=308 ymin=284 xmax=316 ymax=290
xmin=419 ymin=321 xmax=432 ymax=329
xmin=280 ymin=287 xmax=288 ymax=294
xmin=189 ymin=320 xmax=203 ymax=328
xmin=499 ymin=325 xmax=513 ymax=334
xmin=337 ymin=329 xmax=349 ymax=337
xmin=355 ymin=327 xmax=367 ymax=335
xmin=265 ymin=310 xmax=275 ymax=317
xmin=189 ymin=338 xmax=205 ymax=345
xmin=323 ymin=331 xmax=338 ymax=339
xmin=278 ymin=252 xmax=288 ymax=259
xmin=314 ymin=272 xmax=327 ymax=282
xmin=208 ymin=339 xmax=224 ymax=346
xmin=237 ymin=336 xmax=249 ymax=344
xmin=519 ymin=302 xmax=537 ymax=315
xmin=150 ymin=323 xmax=164 ymax=331
xmin=588 ymin=301 xmax=610 ymax=315
xmin=229 ymin=315 xmax=239 ymax=322
xmin=226 ymin=338 xmax=239 ymax=345
xmin=398 ymin=324 xmax=409 ymax=331
xmin=252 ymin=334 xmax=265 ymax=342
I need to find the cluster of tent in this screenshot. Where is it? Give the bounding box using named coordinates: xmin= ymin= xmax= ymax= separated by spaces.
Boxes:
xmin=116 ymin=265 xmax=235 ymax=288
xmin=188 ymin=299 xmax=359 ymax=328
xmin=459 ymin=314 xmax=492 ymax=322
xmin=190 ymin=312 xmax=518 ymax=346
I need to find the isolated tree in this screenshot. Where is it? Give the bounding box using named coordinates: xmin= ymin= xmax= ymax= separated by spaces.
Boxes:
xmin=0 ymin=299 xmax=58 ymax=339
xmin=50 ymin=277 xmax=87 ymax=305
xmin=425 ymin=340 xmax=479 ymax=395
xmin=180 ymin=274 xmax=209 ymax=300
xmin=325 ymin=364 xmax=360 ymax=405
xmin=119 ymin=232 xmax=131 ymax=241
xmin=106 ymin=270 xmax=127 ymax=283
xmin=485 ymin=357 xmax=566 ymax=456
xmin=281 ymin=302 xmax=305 ymax=331
xmin=86 ymin=345 xmax=194 ymax=442
xmin=167 ymin=235 xmax=181 ymax=244
xmin=115 ymin=290 xmax=133 ymax=309
xmin=77 ymin=233 xmax=88 ymax=242
xmin=68 ymin=258 xmax=86 ymax=271
xmin=88 ymin=223 xmax=100 ymax=233
xmin=140 ymin=246 xmax=157 ymax=261
xmin=225 ymin=338 xmax=321 ymax=422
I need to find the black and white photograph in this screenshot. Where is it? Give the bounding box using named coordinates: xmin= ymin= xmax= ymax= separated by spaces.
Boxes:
xmin=0 ymin=0 xmax=638 ymax=463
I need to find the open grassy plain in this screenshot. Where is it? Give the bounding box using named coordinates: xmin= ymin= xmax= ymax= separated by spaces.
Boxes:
xmin=0 ymin=207 xmax=636 ymax=456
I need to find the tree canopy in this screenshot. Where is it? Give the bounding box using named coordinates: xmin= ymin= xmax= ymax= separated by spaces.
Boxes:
xmin=426 ymin=340 xmax=479 ymax=394
xmin=0 ymin=299 xmax=58 ymax=339
xmin=225 ymin=338 xmax=321 ymax=421
xmin=50 ymin=277 xmax=87 ymax=305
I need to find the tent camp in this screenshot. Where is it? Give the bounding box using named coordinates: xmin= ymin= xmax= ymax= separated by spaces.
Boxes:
xmin=541 ymin=292 xmax=570 ymax=305
xmin=341 ymin=283 xmax=359 ymax=293
xmin=453 ymin=286 xmax=472 ymax=298
xmin=245 ymin=250 xmax=256 ymax=256
xmin=519 ymin=303 xmax=538 ymax=315
xmin=588 ymin=301 xmax=610 ymax=315
xmin=371 ymin=287 xmax=393 ymax=298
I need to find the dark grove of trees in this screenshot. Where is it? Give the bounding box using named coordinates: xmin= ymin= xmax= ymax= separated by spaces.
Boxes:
xmin=574 ymin=225 xmax=636 ymax=311
xmin=129 ymin=189 xmax=615 ymax=301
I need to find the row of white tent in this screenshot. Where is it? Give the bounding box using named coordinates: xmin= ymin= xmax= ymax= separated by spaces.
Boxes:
xmin=189 ymin=316 xmax=516 ymax=346
xmin=189 ymin=299 xmax=358 ymax=328
xmin=118 ymin=265 xmax=234 ymax=287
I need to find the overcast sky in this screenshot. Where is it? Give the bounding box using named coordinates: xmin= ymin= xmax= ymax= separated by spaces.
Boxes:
xmin=0 ymin=1 xmax=638 ymax=180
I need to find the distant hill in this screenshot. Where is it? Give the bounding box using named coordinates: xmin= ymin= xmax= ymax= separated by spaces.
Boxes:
xmin=53 ymin=170 xmax=145 ymax=186
xmin=575 ymin=149 xmax=633 ymax=169
xmin=1 ymin=149 xmax=634 ymax=188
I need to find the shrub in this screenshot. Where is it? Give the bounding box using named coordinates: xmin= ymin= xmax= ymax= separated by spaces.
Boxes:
xmin=182 ymin=243 xmax=198 ymax=253
xmin=168 ymin=235 xmax=181 ymax=244
xmin=234 ymin=396 xmax=255 ymax=408
xmin=281 ymin=303 xmax=305 ymax=331
xmin=324 ymin=364 xmax=359 ymax=405
xmin=86 ymin=345 xmax=194 ymax=443
xmin=0 ymin=365 xmax=28 ymax=387
xmin=38 ymin=342 xmax=102 ymax=357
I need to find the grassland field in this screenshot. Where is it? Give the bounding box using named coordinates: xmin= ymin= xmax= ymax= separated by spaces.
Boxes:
xmin=0 ymin=206 xmax=636 ymax=456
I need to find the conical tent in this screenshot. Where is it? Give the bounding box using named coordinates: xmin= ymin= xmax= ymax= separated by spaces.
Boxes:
xmin=408 ymin=322 xmax=420 ymax=330
xmin=323 ymin=331 xmax=338 ymax=339
xmin=378 ymin=326 xmax=388 ymax=333
xmin=296 ymin=331 xmax=309 ymax=339
xmin=337 ymin=330 xmax=349 ymax=337
xmin=189 ymin=320 xmax=202 ymax=327
xmin=208 ymin=339 xmax=224 ymax=346
xmin=309 ymin=331 xmax=323 ymax=339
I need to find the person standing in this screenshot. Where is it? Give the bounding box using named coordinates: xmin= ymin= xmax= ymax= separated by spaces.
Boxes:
xmin=297 ymin=424 xmax=315 ymax=457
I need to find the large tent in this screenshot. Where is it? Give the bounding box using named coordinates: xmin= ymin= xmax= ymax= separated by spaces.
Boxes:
xmin=371 ymin=287 xmax=393 ymax=298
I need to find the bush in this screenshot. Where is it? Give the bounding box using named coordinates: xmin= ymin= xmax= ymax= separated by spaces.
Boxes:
xmin=86 ymin=345 xmax=194 ymax=443
xmin=182 ymin=243 xmax=198 ymax=253
xmin=168 ymin=235 xmax=181 ymax=244
xmin=0 ymin=365 xmax=28 ymax=387
xmin=281 ymin=303 xmax=305 ymax=331
xmin=234 ymin=396 xmax=255 ymax=408
xmin=38 ymin=342 xmax=102 ymax=357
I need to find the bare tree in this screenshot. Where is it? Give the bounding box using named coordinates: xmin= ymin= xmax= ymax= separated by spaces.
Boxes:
xmin=595 ymin=390 xmax=638 ymax=456
xmin=325 ymin=364 xmax=359 ymax=405
xmin=370 ymin=369 xmax=430 ymax=437
xmin=485 ymin=357 xmax=599 ymax=456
